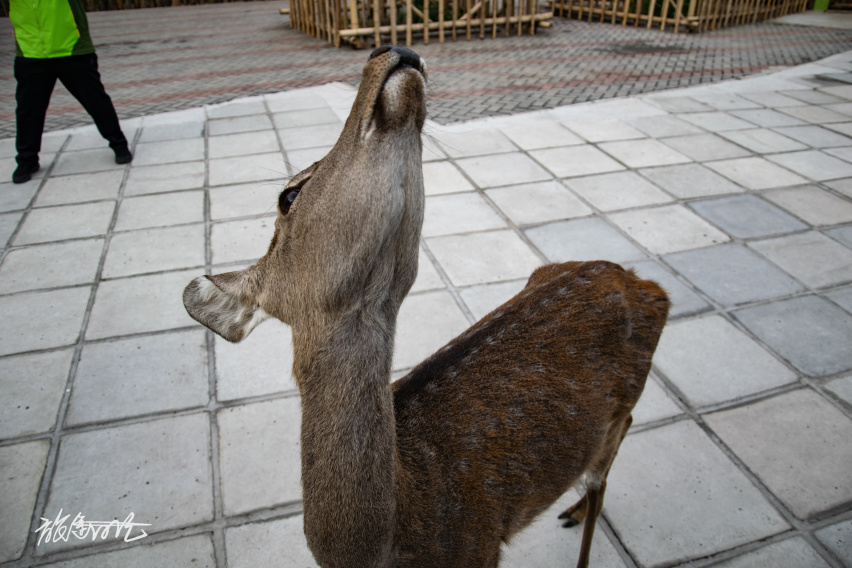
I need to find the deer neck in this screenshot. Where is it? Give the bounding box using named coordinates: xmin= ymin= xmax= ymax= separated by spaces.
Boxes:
xmin=293 ymin=307 xmax=399 ymax=567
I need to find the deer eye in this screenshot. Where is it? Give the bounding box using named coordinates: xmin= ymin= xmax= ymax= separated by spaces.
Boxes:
xmin=278 ymin=188 xmax=300 ymax=215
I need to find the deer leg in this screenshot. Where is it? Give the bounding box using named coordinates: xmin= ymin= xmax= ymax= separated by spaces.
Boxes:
xmin=574 ymin=413 xmax=634 ymax=568
xmin=557 ymin=493 xmax=588 ymax=528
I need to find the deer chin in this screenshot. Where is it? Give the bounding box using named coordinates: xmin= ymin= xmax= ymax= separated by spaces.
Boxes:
xmin=361 ymin=50 xmax=427 ymax=141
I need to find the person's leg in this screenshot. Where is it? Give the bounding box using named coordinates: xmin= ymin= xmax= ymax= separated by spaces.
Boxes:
xmin=14 ymin=57 xmax=57 ymax=182
xmin=58 ymin=53 xmax=131 ymax=162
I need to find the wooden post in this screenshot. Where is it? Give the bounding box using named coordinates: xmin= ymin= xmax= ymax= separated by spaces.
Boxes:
xmin=440 ymin=0 xmax=446 ymax=42
xmin=406 ymin=0 xmax=413 ymax=45
xmin=425 ymin=0 xmax=430 ymax=43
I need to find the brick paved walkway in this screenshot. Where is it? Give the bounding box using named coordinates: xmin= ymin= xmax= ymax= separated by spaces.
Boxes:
xmin=2 ymin=1 xmax=852 ymax=137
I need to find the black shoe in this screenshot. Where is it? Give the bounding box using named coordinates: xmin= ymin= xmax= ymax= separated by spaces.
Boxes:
xmin=12 ymin=162 xmax=39 ymax=184
xmin=114 ymin=146 xmax=133 ymax=164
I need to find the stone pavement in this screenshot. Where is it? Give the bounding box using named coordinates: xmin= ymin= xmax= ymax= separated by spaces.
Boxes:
xmin=3 ymin=1 xmax=852 ymax=137
xmin=2 ymin=47 xmax=852 ymax=568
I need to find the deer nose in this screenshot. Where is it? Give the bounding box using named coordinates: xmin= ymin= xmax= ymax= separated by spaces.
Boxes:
xmin=368 ymin=45 xmax=424 ymax=73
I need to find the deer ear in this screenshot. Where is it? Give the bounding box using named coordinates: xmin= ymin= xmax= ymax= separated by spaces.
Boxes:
xmin=183 ymin=272 xmax=269 ymax=343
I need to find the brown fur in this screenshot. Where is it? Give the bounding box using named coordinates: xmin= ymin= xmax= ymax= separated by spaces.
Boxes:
xmin=183 ymin=46 xmax=669 ymax=568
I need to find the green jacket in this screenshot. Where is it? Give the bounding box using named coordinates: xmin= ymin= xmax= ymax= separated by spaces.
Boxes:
xmin=10 ymin=0 xmax=95 ymax=58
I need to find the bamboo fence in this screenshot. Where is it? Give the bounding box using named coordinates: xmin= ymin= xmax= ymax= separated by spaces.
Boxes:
xmin=287 ymin=0 xmax=554 ymax=47
xmin=549 ymin=0 xmax=808 ymax=32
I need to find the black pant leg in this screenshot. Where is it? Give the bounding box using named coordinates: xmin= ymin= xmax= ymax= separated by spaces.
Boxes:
xmin=57 ymin=53 xmax=128 ymax=150
xmin=14 ymin=57 xmax=58 ymax=167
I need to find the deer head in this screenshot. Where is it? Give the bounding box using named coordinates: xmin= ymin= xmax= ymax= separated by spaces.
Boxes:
xmin=183 ymin=46 xmax=428 ymax=344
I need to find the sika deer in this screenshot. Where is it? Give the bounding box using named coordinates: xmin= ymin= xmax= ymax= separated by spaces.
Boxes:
xmin=183 ymin=45 xmax=669 ymax=568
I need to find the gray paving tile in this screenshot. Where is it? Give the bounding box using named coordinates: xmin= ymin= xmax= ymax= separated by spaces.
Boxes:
xmin=529 ymin=145 xmax=625 ymax=178
xmin=218 ymin=398 xmax=302 ymax=515
xmin=458 ymin=279 xmax=527 ymax=321
xmin=764 ymin=185 xmax=852 ymax=226
xmin=731 ymin=108 xmax=806 ymax=127
xmin=125 ymin=161 xmax=205 ymax=196
xmin=782 ymin=89 xmax=847 ymax=105
xmin=692 ymin=92 xmax=762 ymax=110
xmin=606 ymin=420 xmax=788 ymax=567
xmin=51 ymin=148 xmax=125 ymax=176
xmin=816 ymin=519 xmax=852 ymax=566
xmin=0 ymin=287 xmax=90 ymax=356
xmin=424 ymin=161 xmax=474 ymax=197
xmin=132 ymin=138 xmax=205 ymax=166
xmin=67 ymin=330 xmax=208 ymax=425
xmin=272 ymin=107 xmax=339 ymax=129
xmin=680 ymin=111 xmax=754 ymax=131
xmin=208 ymin=152 xmax=287 ymax=186
xmin=41 ymin=413 xmax=212 ymax=553
xmin=563 ymin=120 xmax=645 ymax=142
xmin=423 ymin=193 xmax=507 ymax=237
xmin=207 ymin=99 xmax=267 ymax=119
xmin=0 ymin=156 xmax=49 ymax=184
xmin=825 ymin=374 xmax=852 ymax=407
xmin=706 ymin=389 xmax=852 ymax=520
xmin=86 ymin=270 xmax=198 ymax=340
xmin=598 ymin=138 xmax=691 ymax=168
xmin=631 ymin=374 xmax=683 ymax=425
xmin=35 ymin=170 xmax=123 ymax=207
xmin=610 ymin=204 xmax=730 ymax=255
xmin=826 ymin=177 xmax=852 ymax=199
xmin=710 ymin=538 xmax=831 ymax=568
xmin=286 ymin=146 xmax=332 ymax=174
xmin=501 ymin=488 xmax=625 ymax=568
xmin=137 ymin=120 xmax=204 ymax=143
xmin=410 ymin=249 xmax=444 ymax=294
xmin=664 ymin=243 xmax=804 ymax=306
xmin=750 ymin=231 xmax=852 ymax=289
xmin=773 ymin=125 xmax=852 ymax=148
xmin=825 ymin=121 xmax=852 ymax=138
xmin=564 ymin=171 xmax=673 ymax=212
xmin=739 ymin=91 xmax=805 ymax=108
xmin=0 ymin=212 xmax=21 ymax=249
xmin=0 ymin=178 xmax=39 ymax=212
xmin=624 ymin=259 xmax=710 ymax=318
xmin=208 ymin=114 xmax=273 ymax=136
xmin=734 ymin=295 xmax=852 ymax=376
xmin=394 ymin=289 xmax=471 ymax=370
xmin=0 ymin=349 xmax=72 ymax=439
xmin=639 ymin=163 xmax=744 ymax=198
xmin=103 ymin=225 xmax=205 ymax=278
xmin=14 ymin=202 xmax=115 ymax=245
xmin=455 ymin=152 xmax=552 ymax=189
xmin=279 ymin=123 xmax=344 ymax=151
xmin=215 ymin=320 xmax=297 ymax=401
xmin=210 ymin=182 xmax=280 ymax=220
xmin=208 ymin=130 xmax=280 ymax=159
xmin=37 ymin=534 xmax=215 ymax=568
xmin=717 ymin=128 xmax=807 ymax=153
xmin=0 ymin=440 xmax=50 ymax=563
xmin=766 ymin=150 xmax=852 ymax=181
xmin=706 ymin=157 xmax=808 ymax=190
xmin=689 ymin=194 xmax=807 ymax=239
xmin=627 ymin=114 xmax=705 ymax=138
xmin=644 ymin=95 xmax=713 ymax=113
xmin=210 ymin=217 xmax=275 ymax=264
xmin=486 ymin=181 xmax=592 ymax=225
xmin=778 ymin=104 xmax=850 ymax=124
xmin=426 ymin=230 xmax=542 ymax=287
xmin=653 ymin=315 xmax=797 ymax=407
xmin=422 ymin=135 xmax=446 ymax=162
xmin=660 ymin=133 xmax=752 ymax=162
xmin=825 ymin=145 xmax=852 ymax=165
xmin=826 ymin=280 xmax=852 ymax=312
xmin=115 ymin=191 xmax=204 ymax=231
xmin=525 ymin=217 xmax=646 ymax=264
xmin=431 ymin=128 xmax=517 ymax=158
xmin=498 ymin=120 xmax=584 ymax=150
xmin=225 ymin=516 xmax=318 ymax=568
xmin=0 ymin=239 xmax=104 ymax=293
